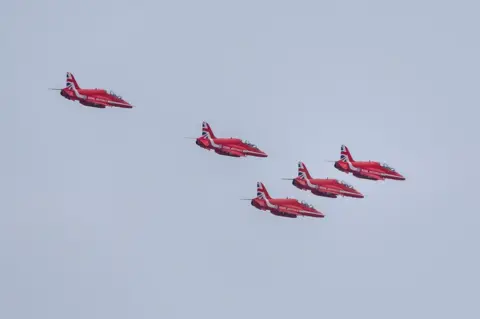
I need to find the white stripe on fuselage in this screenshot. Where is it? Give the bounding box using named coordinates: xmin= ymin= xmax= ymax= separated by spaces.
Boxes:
xmin=305 ymin=178 xmax=318 ymax=189
xmin=69 ymin=85 xmax=87 ymax=100
xmin=204 ymin=135 xmax=222 ymax=148
xmin=345 ymin=160 xmax=398 ymax=178
xmin=205 ymin=136 xmax=263 ymax=155
xmin=107 ymin=100 xmax=131 ymax=106
xmin=345 ymin=160 xmax=360 ymax=172
xmin=263 ymin=197 xmax=277 ymax=209
xmin=304 ymin=179 xmax=358 ymax=196
xmin=262 ymin=198 xmax=320 ymax=215
xmin=69 ymin=86 xmax=130 ymax=107
xmin=337 ymin=189 xmax=360 ymax=196
xmin=242 ymin=149 xmax=265 ymax=156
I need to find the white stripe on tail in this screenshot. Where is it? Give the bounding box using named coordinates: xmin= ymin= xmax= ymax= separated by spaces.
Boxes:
xmin=256 ymin=182 xmax=271 ymax=199
xmin=297 ymin=161 xmax=312 ymax=179
xmin=298 ymin=162 xmax=319 ymax=189
xmin=64 ymin=72 xmax=86 ymax=100
xmin=201 ymin=121 xmax=216 ymax=139
xmin=340 ymin=144 xmax=354 ymax=163
xmin=65 ymin=72 xmax=80 ymax=90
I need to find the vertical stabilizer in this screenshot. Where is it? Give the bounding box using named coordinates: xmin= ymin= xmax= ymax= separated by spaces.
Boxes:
xmin=340 ymin=145 xmax=354 ymax=162
xmin=297 ymin=161 xmax=312 ymax=179
xmin=256 ymin=182 xmax=271 ymax=199
xmin=66 ymin=72 xmax=80 ymax=90
xmin=201 ymin=121 xmax=216 ymax=139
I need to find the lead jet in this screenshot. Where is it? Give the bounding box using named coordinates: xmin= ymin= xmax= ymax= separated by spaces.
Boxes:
xmin=193 ymin=121 xmax=267 ymax=158
xmin=49 ymin=72 xmax=134 ymax=109
xmin=244 ymin=182 xmax=325 ymax=218
xmin=333 ymin=145 xmax=406 ymax=181
xmin=283 ymin=161 xmax=364 ymax=198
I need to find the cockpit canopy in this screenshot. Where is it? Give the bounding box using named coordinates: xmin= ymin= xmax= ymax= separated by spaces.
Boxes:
xmin=243 ymin=140 xmax=258 ymax=149
xmin=300 ymin=200 xmax=314 ymax=208
xmin=108 ymin=90 xmax=122 ymax=99
xmin=381 ymin=162 xmax=395 ymax=171
xmin=339 ymin=180 xmax=353 ymax=188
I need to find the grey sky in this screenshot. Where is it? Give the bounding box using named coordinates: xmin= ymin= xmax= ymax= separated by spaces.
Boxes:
xmin=2 ymin=0 xmax=479 ymax=318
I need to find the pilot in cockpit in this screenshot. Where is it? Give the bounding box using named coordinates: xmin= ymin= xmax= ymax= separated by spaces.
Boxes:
xmin=340 ymin=180 xmax=353 ymax=188
xmin=381 ymin=163 xmax=395 ymax=171
xmin=109 ymin=90 xmax=122 ymax=99
xmin=243 ymin=140 xmax=258 ymax=149
xmin=300 ymin=200 xmax=313 ymax=208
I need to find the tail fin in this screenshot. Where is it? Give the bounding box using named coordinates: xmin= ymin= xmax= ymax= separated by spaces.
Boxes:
xmin=340 ymin=144 xmax=354 ymax=162
xmin=201 ymin=121 xmax=216 ymax=139
xmin=256 ymin=182 xmax=271 ymax=199
xmin=65 ymin=72 xmax=80 ymax=90
xmin=297 ymin=161 xmax=312 ymax=179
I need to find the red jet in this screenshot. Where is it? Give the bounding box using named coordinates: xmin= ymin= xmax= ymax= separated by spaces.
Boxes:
xmin=283 ymin=161 xmax=364 ymax=198
xmin=246 ymin=182 xmax=325 ymax=218
xmin=333 ymin=145 xmax=406 ymax=181
xmin=194 ymin=121 xmax=268 ymax=158
xmin=50 ymin=72 xmax=134 ymax=109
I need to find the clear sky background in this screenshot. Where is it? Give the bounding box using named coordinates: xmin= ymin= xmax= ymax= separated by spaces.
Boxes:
xmin=2 ymin=0 xmax=479 ymax=318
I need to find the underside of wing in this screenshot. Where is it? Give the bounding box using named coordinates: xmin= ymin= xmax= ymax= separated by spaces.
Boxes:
xmin=215 ymin=149 xmax=245 ymax=157
xmin=300 ymin=211 xmax=325 ymax=218
xmin=79 ymin=99 xmax=108 ymax=108
xmin=80 ymin=96 xmax=109 ymax=108
xmin=312 ymin=187 xmax=339 ymax=198
xmin=354 ymin=170 xmax=384 ymax=180
xmin=272 ymin=206 xmax=299 ymax=218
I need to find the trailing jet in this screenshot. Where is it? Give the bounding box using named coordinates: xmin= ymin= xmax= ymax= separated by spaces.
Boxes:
xmin=244 ymin=182 xmax=324 ymax=218
xmin=192 ymin=121 xmax=267 ymax=158
xmin=333 ymin=145 xmax=405 ymax=181
xmin=49 ymin=72 xmax=134 ymax=109
xmin=283 ymin=161 xmax=364 ymax=198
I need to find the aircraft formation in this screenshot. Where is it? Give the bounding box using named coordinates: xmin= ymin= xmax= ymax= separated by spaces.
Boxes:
xmin=50 ymin=72 xmax=406 ymax=219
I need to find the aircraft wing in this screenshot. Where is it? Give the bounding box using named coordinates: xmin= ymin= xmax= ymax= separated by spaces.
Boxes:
xmin=317 ymin=185 xmax=342 ymax=196
xmin=85 ymin=96 xmax=109 ymax=107
xmin=354 ymin=170 xmax=384 ymax=180
xmin=94 ymin=100 xmax=109 ymax=107
xmin=275 ymin=205 xmax=324 ymax=218
xmin=216 ymin=147 xmax=245 ymax=157
xmin=276 ymin=205 xmax=300 ymax=214
xmin=226 ymin=150 xmax=245 ymax=157
xmin=298 ymin=210 xmax=325 ymax=218
xmin=271 ymin=205 xmax=301 ymax=217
